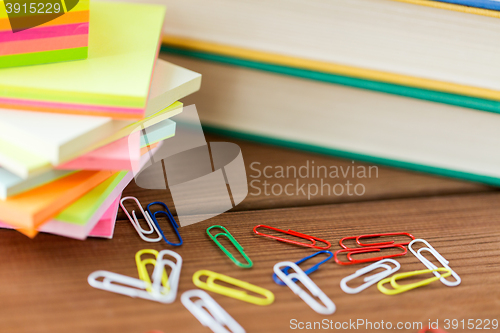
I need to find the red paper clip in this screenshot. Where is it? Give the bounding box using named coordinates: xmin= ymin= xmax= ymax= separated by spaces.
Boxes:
xmin=339 ymin=232 xmax=415 ymax=249
xmin=253 ymin=225 xmax=331 ymax=250
xmin=334 ymin=244 xmax=407 ymax=265
xmin=339 ymin=236 xmax=358 ymax=249
xmin=356 ymin=232 xmax=415 ymax=247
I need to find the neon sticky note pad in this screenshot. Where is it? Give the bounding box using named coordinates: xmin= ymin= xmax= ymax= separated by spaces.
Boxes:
xmin=37 ymin=172 xmax=129 ymax=239
xmin=0 ymin=194 xmax=121 ymax=239
xmin=0 ymin=1 xmax=166 ymax=118
xmin=33 ymin=145 xmax=160 ymax=239
xmin=17 ymin=144 xmax=158 ymax=238
xmin=56 ymin=132 xmax=142 ymax=171
xmin=0 ymin=166 xmax=73 ymax=199
xmin=47 ymin=171 xmax=125 ymax=225
xmin=0 ymin=169 xmax=113 ymax=235
xmin=0 ymin=0 xmax=89 ymax=68
xmin=87 ymin=195 xmax=120 ymax=239
xmin=0 ymin=101 xmax=182 ymax=179
xmin=0 ymin=59 xmax=199 ymax=171
xmin=56 ymin=120 xmax=173 ymax=171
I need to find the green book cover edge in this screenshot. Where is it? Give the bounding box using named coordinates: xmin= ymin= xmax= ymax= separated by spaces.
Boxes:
xmin=160 ymin=45 xmax=500 ymax=115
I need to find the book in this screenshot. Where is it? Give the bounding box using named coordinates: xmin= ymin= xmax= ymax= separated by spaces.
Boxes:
xmin=0 ymin=1 xmax=166 ymax=118
xmin=432 ymin=0 xmax=500 ymax=10
xmin=164 ymin=54 xmax=500 ymax=186
xmin=160 ymin=0 xmax=500 ymax=102
xmin=0 ymin=59 xmax=200 ymax=167
xmin=160 ymin=45 xmax=500 ymax=116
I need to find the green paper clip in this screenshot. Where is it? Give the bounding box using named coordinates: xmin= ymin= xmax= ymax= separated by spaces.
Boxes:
xmin=207 ymin=225 xmax=253 ymax=268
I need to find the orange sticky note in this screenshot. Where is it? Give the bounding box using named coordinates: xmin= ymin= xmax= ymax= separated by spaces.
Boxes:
xmin=0 ymin=170 xmax=113 ymax=234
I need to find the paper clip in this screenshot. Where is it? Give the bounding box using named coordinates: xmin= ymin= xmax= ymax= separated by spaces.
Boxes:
xmin=149 ymin=250 xmax=182 ymax=301
xmin=207 ymin=225 xmax=253 ymax=268
xmin=181 ymin=289 xmax=246 ymax=333
xmin=356 ymin=232 xmax=415 ymax=247
xmin=340 ymin=259 xmax=401 ymax=294
xmin=273 ymin=251 xmax=333 ymax=286
xmin=377 ymin=268 xmax=452 ymax=295
xmin=135 ymin=249 xmax=169 ymax=293
xmin=192 ymin=270 xmax=274 ymax=306
xmin=146 ymin=201 xmax=183 ymax=246
xmin=120 ymin=196 xmax=162 ymax=242
xmin=339 ymin=232 xmax=415 ymax=249
xmin=274 ymin=262 xmax=336 ymax=315
xmin=88 ymin=250 xmax=182 ymax=303
xmin=334 ymin=244 xmax=407 ymax=265
xmin=253 ymin=225 xmax=331 ymax=250
xmin=88 ymin=270 xmax=160 ymax=301
xmin=409 ymin=239 xmax=461 ymax=287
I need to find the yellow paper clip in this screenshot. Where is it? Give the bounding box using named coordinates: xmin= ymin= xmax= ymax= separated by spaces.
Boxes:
xmin=378 ymin=268 xmax=452 ymax=295
xmin=135 ymin=249 xmax=169 ymax=294
xmin=192 ymin=270 xmax=274 ymax=306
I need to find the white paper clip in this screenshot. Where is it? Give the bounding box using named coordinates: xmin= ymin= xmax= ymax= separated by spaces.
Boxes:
xmin=273 ymin=261 xmax=335 ymax=315
xmin=340 ymin=259 xmax=401 ymax=294
xmin=409 ymin=239 xmax=461 ymax=287
xmin=150 ymin=250 xmax=182 ymax=301
xmin=120 ymin=196 xmax=162 ymax=242
xmin=181 ymin=289 xmax=245 ymax=333
xmin=88 ymin=250 xmax=182 ymax=303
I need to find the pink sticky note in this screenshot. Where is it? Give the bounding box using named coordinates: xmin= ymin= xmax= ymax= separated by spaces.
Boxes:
xmin=0 ymin=23 xmax=89 ymax=43
xmin=56 ymin=131 xmax=141 ymax=171
xmin=87 ymin=195 xmax=120 ymax=238
xmin=0 ymin=35 xmax=89 ymax=56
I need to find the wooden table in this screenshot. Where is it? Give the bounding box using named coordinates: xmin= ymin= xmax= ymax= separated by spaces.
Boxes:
xmin=1 ymin=133 xmax=499 ymax=333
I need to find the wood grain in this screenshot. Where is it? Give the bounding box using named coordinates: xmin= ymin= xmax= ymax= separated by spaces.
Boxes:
xmin=1 ymin=190 xmax=499 ymax=333
xmin=119 ymin=133 xmax=495 ymax=221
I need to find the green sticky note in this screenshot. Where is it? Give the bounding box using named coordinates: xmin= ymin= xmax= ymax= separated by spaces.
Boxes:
xmin=54 ymin=171 xmax=127 ymax=225
xmin=0 ymin=48 xmax=89 ymax=69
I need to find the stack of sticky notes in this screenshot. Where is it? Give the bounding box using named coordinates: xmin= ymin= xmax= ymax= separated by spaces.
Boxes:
xmin=0 ymin=1 xmax=189 ymax=119
xmin=0 ymin=0 xmax=90 ymax=68
xmin=0 ymin=1 xmax=202 ymax=240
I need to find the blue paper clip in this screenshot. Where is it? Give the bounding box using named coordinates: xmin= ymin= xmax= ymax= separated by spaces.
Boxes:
xmin=273 ymin=250 xmax=333 ymax=286
xmin=146 ymin=201 xmax=183 ymax=246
